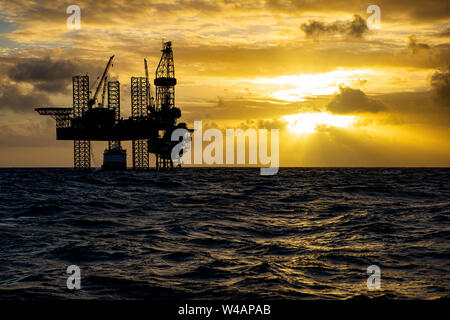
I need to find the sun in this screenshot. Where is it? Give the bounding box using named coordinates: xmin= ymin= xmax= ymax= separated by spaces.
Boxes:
xmin=281 ymin=112 xmax=357 ymax=135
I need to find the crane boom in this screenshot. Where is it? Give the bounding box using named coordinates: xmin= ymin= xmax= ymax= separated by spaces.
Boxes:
xmin=89 ymin=55 xmax=114 ymax=108
xmin=101 ymin=76 xmax=108 ymax=108
xmin=144 ymin=58 xmax=153 ymax=113
xmin=144 ymin=58 xmax=149 ymax=82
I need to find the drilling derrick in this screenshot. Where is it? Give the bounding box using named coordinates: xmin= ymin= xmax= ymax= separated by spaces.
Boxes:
xmin=152 ymin=41 xmax=180 ymax=169
xmin=131 ymin=77 xmax=149 ymax=170
xmin=155 ymin=41 xmax=176 ymax=114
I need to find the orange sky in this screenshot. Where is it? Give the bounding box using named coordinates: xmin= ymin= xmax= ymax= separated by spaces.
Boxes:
xmin=0 ymin=0 xmax=449 ymax=167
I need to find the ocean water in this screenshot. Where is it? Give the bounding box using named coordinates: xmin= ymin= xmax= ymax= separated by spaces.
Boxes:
xmin=0 ymin=168 xmax=448 ymax=300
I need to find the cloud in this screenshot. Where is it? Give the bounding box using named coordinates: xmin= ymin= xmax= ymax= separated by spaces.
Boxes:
xmin=407 ymin=35 xmax=431 ymax=54
xmin=301 ymin=15 xmax=368 ymax=39
xmin=268 ymin=0 xmax=450 ymax=23
xmin=327 ymin=87 xmax=386 ymax=114
xmin=0 ymin=55 xmax=109 ymax=113
xmin=0 ymin=118 xmax=56 ymax=147
xmin=7 ymin=57 xmax=88 ymax=93
xmin=237 ymin=118 xmax=287 ymax=130
xmin=372 ymin=91 xmax=449 ymax=127
xmin=436 ymin=27 xmax=450 ymax=38
xmin=0 ymin=78 xmax=51 ymax=113
xmin=431 ymin=67 xmax=450 ymax=104
xmin=184 ymin=97 xmax=300 ymax=121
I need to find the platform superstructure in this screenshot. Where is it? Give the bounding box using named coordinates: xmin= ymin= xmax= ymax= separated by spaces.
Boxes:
xmin=36 ymin=41 xmax=191 ymax=170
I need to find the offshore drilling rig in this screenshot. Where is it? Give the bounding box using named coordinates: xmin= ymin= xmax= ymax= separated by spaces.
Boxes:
xmin=36 ymin=41 xmax=191 ymax=170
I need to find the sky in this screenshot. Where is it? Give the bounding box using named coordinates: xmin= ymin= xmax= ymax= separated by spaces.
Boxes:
xmin=0 ymin=0 xmax=449 ymax=167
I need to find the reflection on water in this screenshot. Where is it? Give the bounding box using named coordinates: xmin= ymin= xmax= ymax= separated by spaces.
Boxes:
xmin=0 ymin=168 xmax=448 ymax=299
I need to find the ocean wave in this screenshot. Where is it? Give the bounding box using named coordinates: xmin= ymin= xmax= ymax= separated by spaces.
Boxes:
xmin=0 ymin=168 xmax=449 ymax=299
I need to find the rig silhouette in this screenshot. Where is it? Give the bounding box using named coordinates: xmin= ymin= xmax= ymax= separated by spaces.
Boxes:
xmin=36 ymin=41 xmax=191 ymax=170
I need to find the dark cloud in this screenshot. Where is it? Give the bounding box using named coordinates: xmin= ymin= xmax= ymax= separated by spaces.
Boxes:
xmin=431 ymin=67 xmax=450 ymax=104
xmin=327 ymin=87 xmax=386 ymax=114
xmin=0 ymin=56 xmax=109 ymax=113
xmin=0 ymin=78 xmax=51 ymax=113
xmin=7 ymin=57 xmax=82 ymax=93
xmin=301 ymin=15 xmax=368 ymax=39
xmin=407 ymin=35 xmax=430 ymax=54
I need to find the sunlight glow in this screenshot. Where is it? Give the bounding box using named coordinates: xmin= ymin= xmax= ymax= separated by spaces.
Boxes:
xmin=282 ymin=112 xmax=357 ymax=134
xmin=252 ymin=69 xmax=373 ymax=101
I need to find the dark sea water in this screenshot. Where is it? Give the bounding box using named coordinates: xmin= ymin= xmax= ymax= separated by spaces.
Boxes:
xmin=0 ymin=168 xmax=449 ymax=300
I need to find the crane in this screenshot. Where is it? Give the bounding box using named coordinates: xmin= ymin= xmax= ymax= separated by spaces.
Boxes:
xmin=100 ymin=76 xmax=108 ymax=108
xmin=88 ymin=55 xmax=114 ymax=109
xmin=144 ymin=58 xmax=154 ymax=113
